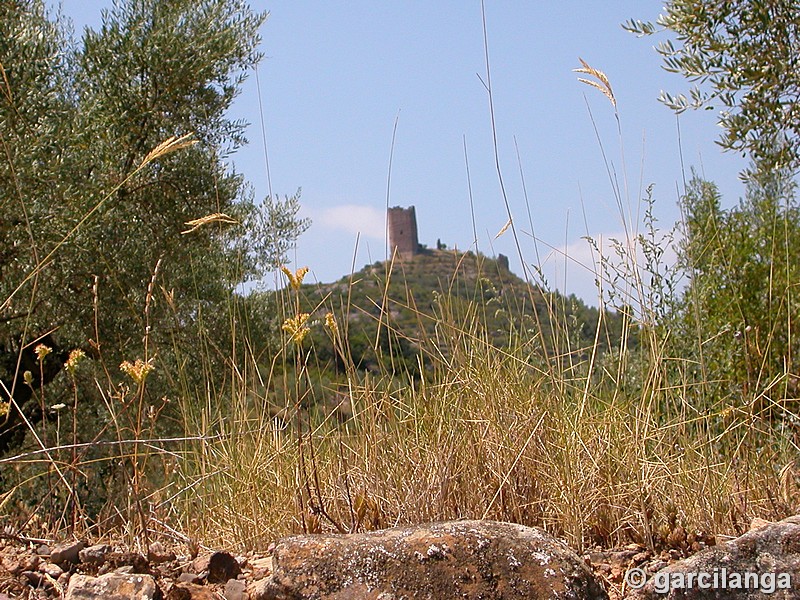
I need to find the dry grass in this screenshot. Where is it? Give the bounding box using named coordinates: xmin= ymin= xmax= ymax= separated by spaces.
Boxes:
xmin=2 ymin=177 xmax=798 ymax=553
xmin=2 ymin=212 xmax=797 ymax=554
xmin=164 ymin=278 xmax=798 ymax=552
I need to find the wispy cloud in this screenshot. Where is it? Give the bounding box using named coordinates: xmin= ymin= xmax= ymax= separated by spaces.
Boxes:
xmin=316 ymin=204 xmax=385 ymax=239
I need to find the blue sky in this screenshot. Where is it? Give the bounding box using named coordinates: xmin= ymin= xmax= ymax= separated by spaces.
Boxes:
xmin=50 ymin=1 xmax=748 ymax=305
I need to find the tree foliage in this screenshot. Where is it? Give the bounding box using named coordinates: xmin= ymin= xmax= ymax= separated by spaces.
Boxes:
xmin=625 ymin=1 xmax=800 ymax=408
xmin=625 ymin=0 xmax=800 ymax=174
xmin=1 ymin=0 xmax=307 ymax=453
xmin=674 ymin=168 xmax=800 ymax=403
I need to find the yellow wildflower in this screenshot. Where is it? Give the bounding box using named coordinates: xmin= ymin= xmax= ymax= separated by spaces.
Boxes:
xmin=23 ymin=371 xmax=33 ymax=386
xmin=281 ymin=265 xmax=309 ymax=290
xmin=282 ymin=313 xmax=311 ymax=344
xmin=64 ymin=349 xmax=86 ymax=375
xmin=34 ymin=344 xmax=52 ymax=362
xmin=120 ymin=358 xmax=155 ymax=385
xmin=0 ymin=400 xmax=8 ymax=418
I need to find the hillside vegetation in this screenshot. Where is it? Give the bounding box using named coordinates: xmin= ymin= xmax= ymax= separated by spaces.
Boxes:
xmin=294 ymin=249 xmax=626 ymax=378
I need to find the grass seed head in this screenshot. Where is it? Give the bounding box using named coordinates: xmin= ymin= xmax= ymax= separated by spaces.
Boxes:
xmin=182 ymin=212 xmax=239 ymax=234
xmin=140 ymin=133 xmax=197 ymax=168
xmin=574 ymin=57 xmax=616 ymax=107
xmin=282 ymin=313 xmax=311 ymax=344
xmin=325 ymin=312 xmax=338 ymax=335
xmin=281 ymin=266 xmax=309 ymax=290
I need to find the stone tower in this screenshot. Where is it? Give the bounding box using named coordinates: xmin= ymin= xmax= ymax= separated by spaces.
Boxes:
xmin=388 ymin=206 xmax=419 ymax=259
xmin=498 ymin=253 xmax=510 ymax=271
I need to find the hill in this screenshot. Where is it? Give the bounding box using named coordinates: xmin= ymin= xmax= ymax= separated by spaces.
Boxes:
xmin=293 ymin=248 xmax=627 ymax=378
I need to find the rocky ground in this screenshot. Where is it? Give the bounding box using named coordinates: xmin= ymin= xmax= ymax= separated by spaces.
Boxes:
xmin=0 ymin=517 xmax=796 ymax=599
xmin=0 ymin=538 xmax=631 ymax=599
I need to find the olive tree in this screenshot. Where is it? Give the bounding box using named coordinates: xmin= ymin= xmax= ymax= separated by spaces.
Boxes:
xmin=1 ymin=0 xmax=307 ymax=455
xmin=625 ymin=0 xmax=800 ymax=175
xmin=626 ymin=1 xmax=800 ymax=412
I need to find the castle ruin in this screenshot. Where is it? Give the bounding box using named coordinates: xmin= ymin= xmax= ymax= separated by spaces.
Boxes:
xmin=498 ymin=253 xmax=509 ymax=271
xmin=388 ymin=206 xmax=420 ymax=259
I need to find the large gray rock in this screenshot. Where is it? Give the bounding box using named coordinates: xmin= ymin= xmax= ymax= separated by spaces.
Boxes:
xmin=627 ymin=515 xmax=800 ymax=599
xmin=65 ymin=572 xmax=162 ymax=600
xmin=251 ymin=519 xmax=607 ymax=599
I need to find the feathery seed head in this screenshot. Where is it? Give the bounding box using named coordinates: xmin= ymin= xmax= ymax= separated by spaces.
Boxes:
xmin=574 ymin=58 xmax=616 ymax=107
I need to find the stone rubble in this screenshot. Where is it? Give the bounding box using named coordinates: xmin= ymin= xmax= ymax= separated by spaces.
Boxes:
xmin=66 ymin=572 xmax=161 ymax=600
xmin=0 ymin=516 xmax=798 ymax=599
